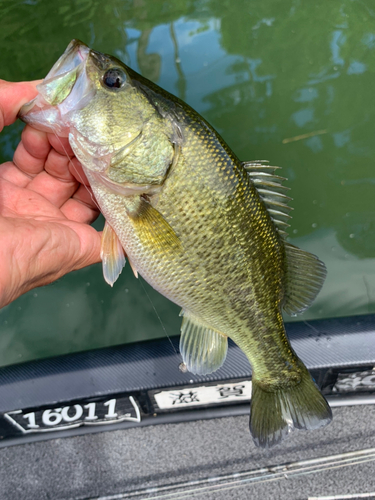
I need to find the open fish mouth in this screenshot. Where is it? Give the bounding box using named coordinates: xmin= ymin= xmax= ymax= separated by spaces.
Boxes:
xmin=19 ymin=39 xmax=146 ymax=182
xmin=18 ymin=40 xmax=95 ymax=137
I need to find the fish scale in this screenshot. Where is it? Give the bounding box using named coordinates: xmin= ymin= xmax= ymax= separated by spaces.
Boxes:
xmin=120 ymin=119 xmax=294 ymax=380
xmin=19 ymin=39 xmax=332 ymax=448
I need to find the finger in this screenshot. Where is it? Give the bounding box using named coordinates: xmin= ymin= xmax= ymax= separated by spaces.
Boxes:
xmin=48 ymin=136 xmax=90 ymax=186
xmin=68 ymin=157 xmax=90 ymax=186
xmin=71 ymin=182 xmax=99 ymax=211
xmin=48 ymin=133 xmax=75 ymax=157
xmin=0 ymin=161 xmax=31 ymax=188
xmin=13 ymin=141 xmax=47 ymax=176
xmin=60 ymin=196 xmax=100 ymax=224
xmin=27 ymin=171 xmax=78 ymax=208
xmin=59 ymin=221 xmax=102 ymax=269
xmin=44 ymin=148 xmax=77 ymax=182
xmin=13 ymin=126 xmax=51 ymax=176
xmin=0 ymin=80 xmax=40 ymax=131
xmin=22 ymin=125 xmax=51 ymax=160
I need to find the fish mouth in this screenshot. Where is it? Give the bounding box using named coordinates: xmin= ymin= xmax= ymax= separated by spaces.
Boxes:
xmin=18 ymin=39 xmax=94 ymax=136
xmin=44 ymin=39 xmax=90 ymax=82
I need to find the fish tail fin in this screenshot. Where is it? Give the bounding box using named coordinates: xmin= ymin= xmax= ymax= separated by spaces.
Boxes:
xmin=249 ymin=367 xmax=332 ymax=448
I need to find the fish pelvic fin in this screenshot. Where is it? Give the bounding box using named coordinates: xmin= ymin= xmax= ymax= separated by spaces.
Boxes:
xmin=250 ymin=366 xmax=332 ymax=448
xmin=100 ymin=221 xmax=126 ymax=287
xmin=179 ymin=310 xmax=228 ymax=375
xmin=283 ymin=242 xmax=327 ymax=316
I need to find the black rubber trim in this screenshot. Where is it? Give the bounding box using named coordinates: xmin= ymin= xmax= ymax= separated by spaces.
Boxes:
xmin=0 ymin=314 xmax=374 ymax=414
xmin=0 ymin=403 xmax=249 ymax=449
xmin=1 ymin=392 xmax=374 ymax=450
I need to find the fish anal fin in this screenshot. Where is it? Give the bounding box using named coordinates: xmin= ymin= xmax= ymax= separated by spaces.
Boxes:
xmin=283 ymin=242 xmax=327 ymax=316
xmin=100 ymin=221 xmax=126 ymax=287
xmin=250 ymin=366 xmax=332 ymax=448
xmin=180 ymin=310 xmax=228 ymax=375
xmin=128 ymin=197 xmax=182 ymax=254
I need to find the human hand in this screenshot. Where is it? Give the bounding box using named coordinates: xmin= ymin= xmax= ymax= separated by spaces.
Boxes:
xmin=0 ymin=79 xmax=101 ymax=308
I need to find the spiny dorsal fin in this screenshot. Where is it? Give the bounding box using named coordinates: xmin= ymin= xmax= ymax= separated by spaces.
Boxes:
xmin=283 ymin=242 xmax=327 ymax=316
xmin=179 ymin=310 xmax=228 ymax=375
xmin=243 ymin=161 xmax=293 ymax=237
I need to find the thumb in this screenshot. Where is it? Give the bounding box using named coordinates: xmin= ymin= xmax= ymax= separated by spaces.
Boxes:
xmin=0 ymin=80 xmax=40 ymax=132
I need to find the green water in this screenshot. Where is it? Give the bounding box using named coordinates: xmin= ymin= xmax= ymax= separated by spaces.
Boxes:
xmin=0 ymin=0 xmax=375 ymax=367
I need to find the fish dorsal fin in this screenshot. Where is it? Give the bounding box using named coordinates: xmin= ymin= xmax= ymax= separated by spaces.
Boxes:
xmin=101 ymin=221 xmax=126 ymax=287
xmin=243 ymin=161 xmax=293 ymax=238
xmin=179 ymin=310 xmax=228 ymax=375
xmin=283 ymin=242 xmax=327 ymax=316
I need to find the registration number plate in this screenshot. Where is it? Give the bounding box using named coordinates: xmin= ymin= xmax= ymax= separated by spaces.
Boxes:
xmin=4 ymin=396 xmax=141 ymax=434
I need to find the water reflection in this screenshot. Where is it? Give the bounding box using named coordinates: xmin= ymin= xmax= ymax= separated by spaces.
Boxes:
xmin=137 ymin=29 xmax=161 ymax=82
xmin=170 ymin=22 xmax=186 ymax=101
xmin=0 ymin=0 xmax=375 ymax=365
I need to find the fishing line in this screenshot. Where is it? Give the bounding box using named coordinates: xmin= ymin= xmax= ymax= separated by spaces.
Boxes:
xmin=138 ymin=277 xmax=178 ymax=356
xmin=303 ymin=320 xmax=320 ymax=335
xmin=46 ymin=112 xmax=178 ymax=356
xmin=41 ymin=108 xmax=178 ymax=358
xmin=40 ymin=107 xmax=101 ymax=213
xmin=40 ymin=104 xmax=179 ymax=356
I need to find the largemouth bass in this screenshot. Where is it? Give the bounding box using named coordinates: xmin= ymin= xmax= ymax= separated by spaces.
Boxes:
xmin=19 ymin=40 xmax=332 ymax=447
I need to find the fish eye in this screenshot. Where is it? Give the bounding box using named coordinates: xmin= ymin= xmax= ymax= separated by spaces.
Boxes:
xmin=102 ymin=68 xmax=126 ymax=89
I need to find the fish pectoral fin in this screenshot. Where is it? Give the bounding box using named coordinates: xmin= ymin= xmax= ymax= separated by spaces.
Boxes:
xmin=179 ymin=310 xmax=228 ymax=375
xmin=100 ymin=221 xmax=126 ymax=287
xmin=250 ymin=366 xmax=332 ymax=448
xmin=282 ymin=242 xmax=327 ymax=316
xmin=128 ymin=197 xmax=182 ymax=253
